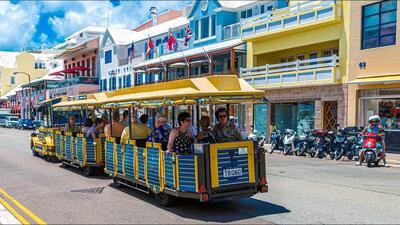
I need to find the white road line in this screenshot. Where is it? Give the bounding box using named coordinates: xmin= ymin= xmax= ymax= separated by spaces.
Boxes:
xmin=0 ymin=201 xmax=21 ymax=225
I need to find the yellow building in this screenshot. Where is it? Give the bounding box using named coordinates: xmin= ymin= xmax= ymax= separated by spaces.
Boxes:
xmin=0 ymin=52 xmax=51 ymax=97
xmin=241 ymin=0 xmax=399 ymax=150
xmin=241 ymin=0 xmax=345 ymax=135
xmin=345 ymin=0 xmax=399 ymax=151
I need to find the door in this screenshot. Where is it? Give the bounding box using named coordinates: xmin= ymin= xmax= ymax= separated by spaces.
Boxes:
xmin=323 ymin=101 xmax=338 ymax=131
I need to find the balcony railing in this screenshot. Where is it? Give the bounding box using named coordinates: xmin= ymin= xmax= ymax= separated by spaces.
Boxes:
xmin=222 ymin=23 xmax=241 ymax=41
xmin=241 ymin=0 xmax=338 ymax=38
xmin=47 ymin=77 xmax=99 ymax=90
xmin=240 ymin=55 xmax=339 ymax=88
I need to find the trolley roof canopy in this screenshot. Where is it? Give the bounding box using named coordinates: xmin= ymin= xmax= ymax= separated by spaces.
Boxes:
xmin=52 ymin=75 xmax=265 ymax=110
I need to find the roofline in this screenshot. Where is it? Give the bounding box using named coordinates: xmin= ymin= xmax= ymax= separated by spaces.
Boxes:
xmin=132 ymin=9 xmax=182 ymax=31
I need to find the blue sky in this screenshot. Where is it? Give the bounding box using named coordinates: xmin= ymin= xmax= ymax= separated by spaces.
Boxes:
xmin=0 ymin=0 xmax=189 ymax=51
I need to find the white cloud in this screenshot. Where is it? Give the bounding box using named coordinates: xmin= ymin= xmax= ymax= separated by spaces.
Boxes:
xmin=46 ymin=1 xmax=191 ymax=38
xmin=0 ymin=1 xmax=40 ymax=50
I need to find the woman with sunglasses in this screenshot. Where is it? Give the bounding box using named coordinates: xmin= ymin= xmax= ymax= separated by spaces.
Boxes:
xmin=212 ymin=108 xmax=242 ymax=143
xmin=167 ymin=112 xmax=194 ymax=154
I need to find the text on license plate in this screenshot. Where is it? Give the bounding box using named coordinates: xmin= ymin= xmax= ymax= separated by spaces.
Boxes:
xmin=223 ymin=168 xmax=242 ymax=178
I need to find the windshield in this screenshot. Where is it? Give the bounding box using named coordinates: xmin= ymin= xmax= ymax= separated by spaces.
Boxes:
xmin=9 ymin=118 xmax=19 ymax=121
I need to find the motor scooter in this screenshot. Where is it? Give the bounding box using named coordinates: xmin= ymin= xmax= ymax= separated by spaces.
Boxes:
xmin=283 ymin=129 xmax=297 ymax=155
xmin=296 ymin=130 xmax=317 ymax=157
xmin=248 ymin=129 xmax=265 ymax=151
xmin=269 ymin=129 xmax=283 ymax=154
xmin=362 ymin=132 xmax=383 ymax=167
xmin=314 ymin=130 xmax=335 ymax=159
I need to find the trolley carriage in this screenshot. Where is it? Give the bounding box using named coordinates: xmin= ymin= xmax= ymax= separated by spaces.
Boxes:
xmin=45 ymin=75 xmax=268 ymax=205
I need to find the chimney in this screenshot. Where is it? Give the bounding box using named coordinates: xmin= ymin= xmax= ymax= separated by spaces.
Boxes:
xmin=150 ymin=7 xmax=158 ymax=26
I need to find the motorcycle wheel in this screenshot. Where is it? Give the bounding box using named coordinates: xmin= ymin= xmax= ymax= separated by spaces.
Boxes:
xmin=347 ymin=154 xmax=354 ymax=161
xmin=298 ymin=145 xmax=306 ymax=156
xmin=269 ymin=142 xmax=276 ymax=154
xmin=310 ymin=152 xmax=316 ymax=158
xmin=283 ymin=145 xmax=291 ymax=155
xmin=317 ymin=148 xmax=324 ymax=159
xmin=366 ymin=154 xmax=373 ymax=167
xmin=335 ymin=148 xmax=344 ymax=161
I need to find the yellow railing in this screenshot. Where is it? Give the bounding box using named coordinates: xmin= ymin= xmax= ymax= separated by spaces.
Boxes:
xmin=241 ymin=0 xmax=340 ymax=39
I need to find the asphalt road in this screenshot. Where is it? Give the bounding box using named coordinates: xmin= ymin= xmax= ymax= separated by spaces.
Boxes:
xmin=0 ymin=127 xmax=399 ymax=224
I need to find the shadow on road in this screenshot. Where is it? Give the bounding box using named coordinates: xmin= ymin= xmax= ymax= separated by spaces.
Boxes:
xmin=108 ymin=184 xmax=290 ymax=223
xmin=58 ymin=164 xmax=112 ymax=180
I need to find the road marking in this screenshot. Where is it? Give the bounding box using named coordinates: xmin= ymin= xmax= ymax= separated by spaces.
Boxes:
xmin=0 ymin=188 xmax=47 ymax=225
xmin=0 ymin=197 xmax=27 ymax=225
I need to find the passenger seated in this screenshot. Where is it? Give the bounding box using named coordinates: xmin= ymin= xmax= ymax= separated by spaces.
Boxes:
xmin=197 ymin=115 xmax=216 ymax=144
xmin=148 ymin=114 xmax=170 ymax=150
xmin=121 ymin=110 xmax=129 ymax=127
xmin=121 ymin=114 xmax=151 ymax=148
xmin=212 ymin=108 xmax=242 ymax=143
xmin=82 ymin=118 xmax=96 ymax=140
xmin=94 ymin=118 xmax=106 ymax=137
xmin=104 ymin=110 xmax=125 ymax=144
xmin=167 ymin=112 xmax=194 ymax=154
xmin=64 ymin=116 xmax=80 ymax=136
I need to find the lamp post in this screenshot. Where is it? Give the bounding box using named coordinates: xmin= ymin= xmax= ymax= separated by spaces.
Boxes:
xmin=13 ymin=72 xmax=31 ymax=119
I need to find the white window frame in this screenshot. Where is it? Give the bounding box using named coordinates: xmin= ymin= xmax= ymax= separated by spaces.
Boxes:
xmin=193 ymin=15 xmax=216 ymax=44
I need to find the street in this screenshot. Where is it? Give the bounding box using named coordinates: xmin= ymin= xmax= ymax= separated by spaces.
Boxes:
xmin=1 ymin=128 xmax=400 ymax=224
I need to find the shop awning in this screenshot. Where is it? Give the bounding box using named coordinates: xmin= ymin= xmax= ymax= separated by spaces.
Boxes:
xmin=59 ymin=68 xmax=76 ymax=74
xmin=146 ymin=67 xmax=163 ymax=72
xmin=190 ymin=60 xmax=209 ymax=65
xmin=169 ymin=62 xmax=188 ymax=68
xmin=49 ymin=71 xmax=65 ymax=76
xmin=71 ymin=66 xmax=91 ymax=71
xmin=350 ymin=75 xmax=400 ymax=85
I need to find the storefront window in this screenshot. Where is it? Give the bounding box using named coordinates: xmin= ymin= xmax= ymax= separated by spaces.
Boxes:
xmin=272 ymin=102 xmax=315 ymax=134
xmin=253 ymin=104 xmax=268 ymax=136
xmin=362 ymin=98 xmax=400 ymax=129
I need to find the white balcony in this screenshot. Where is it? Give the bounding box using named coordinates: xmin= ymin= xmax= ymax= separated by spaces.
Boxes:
xmin=241 ymin=0 xmax=340 ymax=39
xmin=241 ymin=55 xmax=340 ymax=89
xmin=222 ymin=23 xmax=241 ymax=41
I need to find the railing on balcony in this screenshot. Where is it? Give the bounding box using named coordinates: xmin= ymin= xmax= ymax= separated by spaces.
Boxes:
xmin=241 ymin=0 xmax=337 ymax=38
xmin=240 ymin=55 xmax=339 ymax=87
xmin=47 ymin=77 xmax=99 ymax=89
xmin=222 ymin=23 xmax=241 ymax=40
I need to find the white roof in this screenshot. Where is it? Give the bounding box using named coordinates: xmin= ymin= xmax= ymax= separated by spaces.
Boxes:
xmin=30 ymin=62 xmax=65 ymax=83
xmin=134 ymin=38 xmax=242 ymax=68
xmin=107 ymin=28 xmax=138 ymax=45
xmin=135 ymin=17 xmax=189 ymax=42
xmin=66 ymin=26 xmax=107 ymax=41
xmin=218 ymin=1 xmax=258 ymax=10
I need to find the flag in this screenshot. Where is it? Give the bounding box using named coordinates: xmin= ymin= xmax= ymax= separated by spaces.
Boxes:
xmin=184 ymin=25 xmax=192 ymax=46
xmin=146 ymin=37 xmax=154 ymax=56
xmin=128 ymin=41 xmax=135 ymax=63
xmin=167 ymin=31 xmax=176 ymax=51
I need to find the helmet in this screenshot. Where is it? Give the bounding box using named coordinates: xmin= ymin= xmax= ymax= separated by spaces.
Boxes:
xmin=368 ymin=115 xmax=380 ymax=123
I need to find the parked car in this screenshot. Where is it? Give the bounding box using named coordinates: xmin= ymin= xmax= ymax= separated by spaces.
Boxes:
xmin=0 ymin=114 xmax=12 ymax=127
xmin=5 ymin=116 xmax=19 ymax=128
xmin=17 ymin=119 xmax=35 ymax=130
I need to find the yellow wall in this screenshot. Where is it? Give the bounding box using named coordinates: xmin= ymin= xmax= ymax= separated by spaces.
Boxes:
xmin=255 ymin=40 xmax=339 ymax=66
xmin=0 ymin=52 xmax=49 ymax=96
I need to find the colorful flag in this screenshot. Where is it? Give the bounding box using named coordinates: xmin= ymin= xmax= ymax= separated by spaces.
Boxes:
xmin=184 ymin=25 xmax=192 ymax=46
xmin=146 ymin=37 xmax=154 ymax=56
xmin=167 ymin=31 xmax=176 ymax=51
xmin=128 ymin=41 xmax=135 ymax=63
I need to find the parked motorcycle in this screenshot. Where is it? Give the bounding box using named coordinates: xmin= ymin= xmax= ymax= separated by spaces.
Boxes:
xmin=314 ymin=130 xmax=335 ymax=159
xmin=296 ymin=130 xmax=317 ymax=157
xmin=362 ymin=132 xmax=383 ymax=167
xmin=269 ymin=129 xmax=283 ymax=154
xmin=248 ymin=130 xmax=265 ymax=151
xmin=334 ymin=126 xmax=359 ymax=161
xmin=283 ymin=129 xmax=297 ymax=155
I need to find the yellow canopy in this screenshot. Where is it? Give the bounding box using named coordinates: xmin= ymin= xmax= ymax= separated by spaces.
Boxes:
xmin=53 ymin=92 xmax=109 ymax=109
xmin=350 ymin=75 xmax=400 ymax=85
xmin=104 ymin=75 xmax=264 ymax=104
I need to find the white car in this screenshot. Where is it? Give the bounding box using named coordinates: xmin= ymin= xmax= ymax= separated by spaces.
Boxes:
xmin=5 ymin=116 xmax=19 ymax=128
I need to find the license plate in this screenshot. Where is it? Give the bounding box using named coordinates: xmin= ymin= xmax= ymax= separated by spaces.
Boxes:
xmin=223 ymin=168 xmax=242 ymax=178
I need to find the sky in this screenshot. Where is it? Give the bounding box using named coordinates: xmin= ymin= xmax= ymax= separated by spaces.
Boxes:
xmin=0 ymin=0 xmax=190 ymax=52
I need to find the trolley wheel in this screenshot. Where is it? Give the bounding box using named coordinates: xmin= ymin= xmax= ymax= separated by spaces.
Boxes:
xmin=83 ymin=166 xmax=93 ymax=177
xmin=32 ymin=149 xmax=38 ymax=157
xmin=45 ymin=155 xmax=51 ymax=162
xmin=113 ymin=177 xmax=123 ymax=188
xmin=155 ymin=192 xmax=176 ymax=207
xmin=60 ymin=162 xmax=69 ymax=168
xmin=51 ymin=157 xmax=58 ymax=163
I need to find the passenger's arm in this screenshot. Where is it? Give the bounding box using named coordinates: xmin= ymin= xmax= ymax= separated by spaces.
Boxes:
xmin=167 ymin=129 xmax=178 ymax=153
xmin=104 ymin=125 xmax=110 ymax=138
xmin=120 ymin=128 xmax=128 ymax=146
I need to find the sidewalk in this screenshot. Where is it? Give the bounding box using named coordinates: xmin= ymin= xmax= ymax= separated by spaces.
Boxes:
xmin=264 ymin=144 xmax=400 ymax=168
